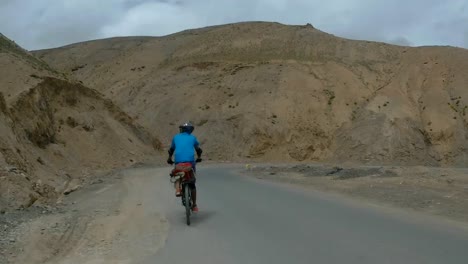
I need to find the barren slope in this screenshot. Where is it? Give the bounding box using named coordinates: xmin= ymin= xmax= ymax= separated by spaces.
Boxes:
xmin=0 ymin=33 xmax=63 ymax=105
xmin=0 ymin=35 xmax=161 ymax=210
xmin=36 ymin=22 xmax=468 ymax=166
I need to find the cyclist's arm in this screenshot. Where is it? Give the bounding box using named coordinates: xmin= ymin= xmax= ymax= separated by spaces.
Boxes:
xmin=168 ymin=138 xmax=175 ymax=158
xmin=195 ymin=146 xmax=203 ymax=158
xmin=194 ymin=137 xmax=202 ymax=158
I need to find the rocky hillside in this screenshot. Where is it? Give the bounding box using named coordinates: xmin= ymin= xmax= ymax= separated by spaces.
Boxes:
xmin=0 ymin=35 xmax=161 ymax=210
xmin=35 ymin=22 xmax=468 ymax=166
xmin=0 ymin=33 xmax=62 ymax=104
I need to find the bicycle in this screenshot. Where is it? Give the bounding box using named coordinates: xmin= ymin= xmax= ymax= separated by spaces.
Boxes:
xmin=170 ymin=160 xmax=201 ymax=225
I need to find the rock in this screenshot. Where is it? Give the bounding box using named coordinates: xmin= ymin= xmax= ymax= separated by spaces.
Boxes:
xmin=63 ymin=179 xmax=81 ymax=195
xmin=91 ymin=179 xmax=104 ymax=185
xmin=64 ymin=186 xmax=80 ymax=195
xmin=326 ymin=166 xmax=344 ymax=175
xmin=36 ymin=157 xmax=45 ymax=165
xmin=7 ymin=166 xmax=18 ymax=173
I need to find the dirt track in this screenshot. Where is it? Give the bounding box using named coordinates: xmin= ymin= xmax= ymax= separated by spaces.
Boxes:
xmin=1 ymin=166 xmax=169 ymax=264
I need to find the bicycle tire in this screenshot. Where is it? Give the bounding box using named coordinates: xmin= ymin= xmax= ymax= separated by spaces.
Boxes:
xmin=184 ymin=184 xmax=191 ymax=225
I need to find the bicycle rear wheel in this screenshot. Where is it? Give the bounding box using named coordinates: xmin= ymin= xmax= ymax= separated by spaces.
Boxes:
xmin=184 ymin=184 xmax=191 ymax=225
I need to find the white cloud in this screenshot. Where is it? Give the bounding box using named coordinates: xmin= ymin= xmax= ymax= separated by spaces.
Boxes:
xmin=0 ymin=0 xmax=467 ymax=50
xmin=100 ymin=1 xmax=205 ymax=37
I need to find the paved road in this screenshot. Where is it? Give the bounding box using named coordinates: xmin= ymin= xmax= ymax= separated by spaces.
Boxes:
xmin=142 ymin=165 xmax=468 ymax=264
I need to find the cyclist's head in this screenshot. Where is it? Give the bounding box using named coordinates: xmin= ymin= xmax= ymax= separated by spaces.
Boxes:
xmin=179 ymin=122 xmax=194 ymax=134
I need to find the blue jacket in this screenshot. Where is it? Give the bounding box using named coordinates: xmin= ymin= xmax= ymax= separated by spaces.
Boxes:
xmin=170 ymin=132 xmax=200 ymax=163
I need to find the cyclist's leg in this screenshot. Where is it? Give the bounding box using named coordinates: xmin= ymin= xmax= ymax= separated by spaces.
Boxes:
xmin=189 ymin=179 xmax=197 ymax=211
xmin=190 ymin=161 xmax=198 ymax=209
xmin=172 ymin=164 xmax=182 ymax=196
xmin=175 ymin=179 xmax=181 ymax=196
xmin=191 ymin=161 xmax=196 ymax=174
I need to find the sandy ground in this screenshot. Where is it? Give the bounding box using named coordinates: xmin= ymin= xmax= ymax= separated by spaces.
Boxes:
xmin=247 ymin=163 xmax=468 ymax=224
xmin=0 ymin=166 xmax=170 ymax=264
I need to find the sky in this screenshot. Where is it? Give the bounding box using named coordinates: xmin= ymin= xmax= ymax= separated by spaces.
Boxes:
xmin=0 ymin=0 xmax=467 ymax=50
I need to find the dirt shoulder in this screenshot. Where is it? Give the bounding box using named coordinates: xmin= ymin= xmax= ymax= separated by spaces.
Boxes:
xmin=246 ymin=163 xmax=468 ymax=224
xmin=0 ymin=166 xmax=169 ymax=264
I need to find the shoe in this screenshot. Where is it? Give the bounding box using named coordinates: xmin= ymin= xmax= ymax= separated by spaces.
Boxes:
xmin=175 ymin=189 xmax=181 ymax=197
xmin=192 ymin=205 xmax=199 ymax=213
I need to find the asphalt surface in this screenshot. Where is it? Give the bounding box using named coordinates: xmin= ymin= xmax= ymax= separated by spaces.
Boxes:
xmin=142 ymin=165 xmax=468 ymax=264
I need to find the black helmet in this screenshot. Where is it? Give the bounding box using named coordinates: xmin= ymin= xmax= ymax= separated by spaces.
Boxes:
xmin=179 ymin=122 xmax=194 ymax=134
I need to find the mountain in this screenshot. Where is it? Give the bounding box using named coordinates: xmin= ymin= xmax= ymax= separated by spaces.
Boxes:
xmin=35 ymin=22 xmax=468 ymax=166
xmin=0 ymin=34 xmax=161 ymax=210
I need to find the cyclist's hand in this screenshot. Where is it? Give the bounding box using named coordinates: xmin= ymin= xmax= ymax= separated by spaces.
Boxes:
xmin=167 ymin=158 xmax=174 ymax=165
xmin=196 ymin=158 xmax=202 ymax=163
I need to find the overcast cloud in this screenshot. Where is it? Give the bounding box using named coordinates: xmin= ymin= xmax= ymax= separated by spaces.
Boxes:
xmin=0 ymin=0 xmax=467 ymax=50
